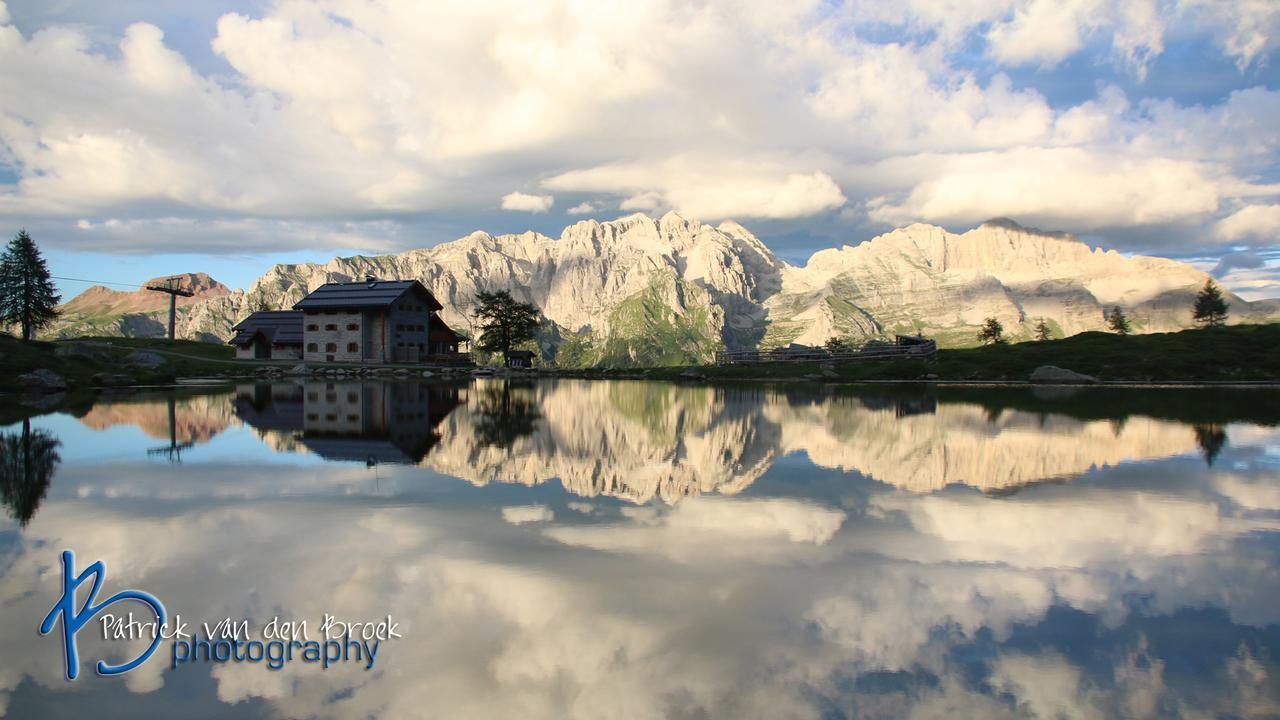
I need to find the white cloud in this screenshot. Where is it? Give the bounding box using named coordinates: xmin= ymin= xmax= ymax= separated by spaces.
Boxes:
xmin=0 ymin=0 xmax=1275 ymax=259
xmin=867 ymin=148 xmax=1222 ymax=229
xmin=501 ymin=504 xmax=554 ymax=524
xmin=546 ymin=160 xmax=847 ymax=220
xmin=985 ymin=0 xmax=1164 ymax=76
xmin=1215 ymin=204 xmax=1280 ymax=242
xmin=500 ymin=192 xmax=554 ymax=214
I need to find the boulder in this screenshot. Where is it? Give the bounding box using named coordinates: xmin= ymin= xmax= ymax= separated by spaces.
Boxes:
xmin=1029 ymin=365 xmax=1100 ymax=385
xmin=55 ymin=343 xmax=110 ymax=363
xmin=18 ymin=369 xmax=68 ymax=393
xmin=91 ymin=373 xmax=136 ymax=387
xmin=124 ymin=350 xmax=168 ymax=370
xmin=285 ymin=364 xmax=311 ymax=377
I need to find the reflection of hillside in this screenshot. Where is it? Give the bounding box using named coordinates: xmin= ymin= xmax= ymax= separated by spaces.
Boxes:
xmin=425 ymin=382 xmax=1201 ymax=502
xmin=79 ymin=394 xmax=235 ymax=444
xmin=425 ymin=380 xmax=780 ymax=504
xmin=766 ymin=397 xmax=1198 ymax=493
xmin=233 ymin=382 xmax=465 ymax=464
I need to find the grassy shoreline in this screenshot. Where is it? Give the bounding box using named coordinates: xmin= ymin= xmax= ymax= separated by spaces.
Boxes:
xmin=1 ymin=324 xmax=1277 ymax=394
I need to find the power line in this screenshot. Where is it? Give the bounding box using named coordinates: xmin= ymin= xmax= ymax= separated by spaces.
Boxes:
xmin=50 ymin=275 xmax=143 ymax=289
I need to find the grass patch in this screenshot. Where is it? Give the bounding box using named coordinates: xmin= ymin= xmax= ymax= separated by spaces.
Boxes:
xmin=639 ymin=324 xmax=1280 ymax=383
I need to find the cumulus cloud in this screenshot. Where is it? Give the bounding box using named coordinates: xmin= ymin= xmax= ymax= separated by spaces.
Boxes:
xmin=501 ymin=504 xmax=554 ymax=524
xmin=0 ymin=0 xmax=1276 ymax=261
xmin=867 ymin=148 xmax=1222 ymax=229
xmin=500 ymin=192 xmax=554 ymax=214
xmin=545 ymin=160 xmax=847 ymax=220
xmin=1215 ymin=204 xmax=1280 ymax=242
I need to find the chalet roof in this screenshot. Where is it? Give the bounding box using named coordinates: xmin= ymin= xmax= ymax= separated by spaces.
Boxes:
xmin=292 ymin=279 xmax=443 ymax=312
xmin=505 ymin=350 xmax=537 ymax=358
xmin=428 ymin=313 xmax=462 ymax=343
xmin=228 ymin=311 xmax=304 ymax=346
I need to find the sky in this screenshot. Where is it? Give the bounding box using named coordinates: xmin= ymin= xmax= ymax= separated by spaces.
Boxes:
xmin=0 ymin=0 xmax=1278 ymax=299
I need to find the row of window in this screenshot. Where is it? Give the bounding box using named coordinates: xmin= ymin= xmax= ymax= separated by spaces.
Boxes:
xmin=306 ymin=323 xmax=361 ymax=331
xmin=395 ymin=323 xmax=426 ymax=332
xmin=306 ymin=342 xmax=360 ymax=353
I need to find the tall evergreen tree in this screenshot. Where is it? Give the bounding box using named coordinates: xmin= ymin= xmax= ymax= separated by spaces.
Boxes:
xmin=473 ymin=290 xmax=540 ymax=357
xmin=1192 ymin=278 xmax=1229 ymax=328
xmin=0 ymin=229 xmax=61 ymax=340
xmin=1107 ymin=306 xmax=1131 ymax=335
xmin=1034 ymin=319 xmax=1052 ymax=341
xmin=977 ymin=317 xmax=1004 ymax=345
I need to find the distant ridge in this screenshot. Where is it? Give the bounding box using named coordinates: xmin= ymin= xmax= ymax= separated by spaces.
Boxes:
xmin=46 ymin=216 xmax=1280 ymax=365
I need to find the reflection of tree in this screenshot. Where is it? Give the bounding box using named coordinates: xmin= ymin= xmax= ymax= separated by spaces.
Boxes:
xmin=0 ymin=418 xmax=61 ymax=525
xmin=474 ymin=381 xmax=541 ymax=449
xmin=1193 ymin=424 xmax=1227 ymax=467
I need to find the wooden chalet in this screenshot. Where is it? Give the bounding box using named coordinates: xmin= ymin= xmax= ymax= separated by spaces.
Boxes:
xmin=228 ymin=311 xmax=305 ymax=360
xmin=293 ymin=278 xmax=466 ymax=364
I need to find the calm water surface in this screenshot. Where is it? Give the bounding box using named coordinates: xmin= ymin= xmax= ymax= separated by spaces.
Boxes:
xmin=2 ymin=380 xmax=1279 ymax=719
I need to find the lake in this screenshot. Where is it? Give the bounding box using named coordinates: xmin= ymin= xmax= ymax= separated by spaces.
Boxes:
xmin=2 ymin=379 xmax=1278 ymax=719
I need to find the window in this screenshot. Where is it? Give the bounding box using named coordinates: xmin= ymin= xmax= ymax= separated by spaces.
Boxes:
xmin=347 ymin=342 xmax=359 ymax=353
xmin=347 ymin=323 xmax=359 ymax=331
xmin=347 ymin=392 xmax=359 ymax=403
xmin=307 ymin=324 xmax=318 ymax=331
xmin=325 ymin=342 xmax=337 ymax=352
xmin=325 ymin=323 xmax=337 ymax=331
xmin=307 ymin=343 xmax=318 ymax=352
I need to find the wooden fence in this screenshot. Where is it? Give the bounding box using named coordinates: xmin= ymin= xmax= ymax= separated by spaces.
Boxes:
xmin=714 ymin=338 xmax=937 ymax=366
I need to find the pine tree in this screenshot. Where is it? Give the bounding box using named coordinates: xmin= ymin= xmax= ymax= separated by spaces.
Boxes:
xmin=0 ymin=229 xmax=61 ymax=340
xmin=1192 ymin=278 xmax=1229 ymax=328
xmin=977 ymin=317 xmax=1004 ymax=345
xmin=1107 ymin=306 xmax=1131 ymax=335
xmin=473 ymin=290 xmax=540 ymax=357
xmin=824 ymin=336 xmax=850 ymax=353
xmin=1034 ymin=319 xmax=1052 ymax=341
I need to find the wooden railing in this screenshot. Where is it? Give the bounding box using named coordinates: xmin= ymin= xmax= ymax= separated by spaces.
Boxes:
xmin=714 ymin=339 xmax=937 ymax=366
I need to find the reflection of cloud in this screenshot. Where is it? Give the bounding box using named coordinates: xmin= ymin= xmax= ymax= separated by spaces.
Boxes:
xmin=501 ymin=504 xmax=553 ymax=524
xmin=546 ymin=497 xmax=845 ymax=563
xmin=873 ymin=489 xmax=1227 ymax=568
xmin=3 ymin=454 xmax=1280 ymax=719
xmin=5 ymin=386 xmax=1280 ymax=718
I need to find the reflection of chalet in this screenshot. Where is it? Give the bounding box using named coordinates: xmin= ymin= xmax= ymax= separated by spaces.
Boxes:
xmin=293 ymin=279 xmax=464 ymax=364
xmin=300 ymin=382 xmax=464 ymax=463
xmin=228 ymin=311 xmax=305 ymax=360
xmin=231 ymin=381 xmax=465 ymax=465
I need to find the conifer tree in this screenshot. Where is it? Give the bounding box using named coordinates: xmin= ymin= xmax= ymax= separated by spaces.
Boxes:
xmin=0 ymin=229 xmax=61 ymax=341
xmin=977 ymin=317 xmax=1004 ymax=345
xmin=1192 ymin=278 xmax=1229 ymax=328
xmin=1107 ymin=306 xmax=1131 ymax=335
xmin=1034 ymin=319 xmax=1052 ymax=341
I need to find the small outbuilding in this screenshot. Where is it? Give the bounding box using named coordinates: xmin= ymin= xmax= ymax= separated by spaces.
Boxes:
xmin=505 ymin=350 xmax=537 ymax=369
xmin=228 ymin=311 xmax=304 ymax=360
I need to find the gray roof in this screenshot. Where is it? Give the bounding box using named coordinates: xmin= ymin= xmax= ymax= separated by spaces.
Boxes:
xmin=228 ymin=311 xmax=304 ymax=346
xmin=292 ymin=279 xmax=443 ymax=311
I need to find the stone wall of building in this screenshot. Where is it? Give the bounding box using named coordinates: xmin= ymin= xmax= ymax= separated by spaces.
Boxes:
xmin=303 ymin=310 xmax=365 ymax=363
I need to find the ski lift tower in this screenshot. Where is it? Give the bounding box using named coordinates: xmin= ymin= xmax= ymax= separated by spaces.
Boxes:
xmin=145 ymin=276 xmax=195 ymax=340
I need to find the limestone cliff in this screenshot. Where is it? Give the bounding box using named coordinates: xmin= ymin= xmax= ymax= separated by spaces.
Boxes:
xmin=53 ymin=215 xmax=1280 ymax=363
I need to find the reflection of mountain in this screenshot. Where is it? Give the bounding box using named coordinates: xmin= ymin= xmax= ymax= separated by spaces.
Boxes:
xmin=234 ymin=382 xmax=465 ymax=464
xmin=426 ymin=380 xmax=779 ymax=504
xmin=79 ymin=394 xmax=236 ymax=444
xmin=766 ymin=397 xmax=1198 ymax=493
xmin=424 ymin=381 xmax=1202 ymax=502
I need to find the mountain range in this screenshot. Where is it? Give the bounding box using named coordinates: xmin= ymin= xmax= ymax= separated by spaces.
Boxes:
xmin=50 ymin=214 xmax=1280 ymax=366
